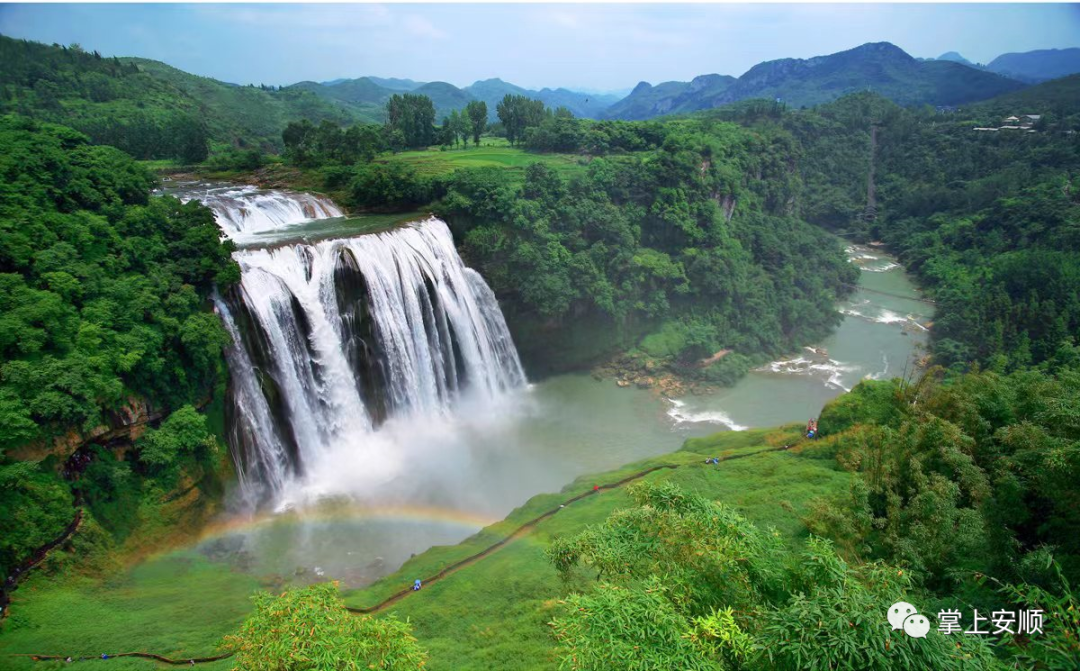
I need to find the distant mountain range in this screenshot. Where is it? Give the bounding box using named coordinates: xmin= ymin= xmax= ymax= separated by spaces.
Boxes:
xmin=288 ymin=76 xmax=620 ymax=121
xmin=5 ymin=30 xmax=1078 ymax=155
xmin=986 ymin=48 xmax=1080 ymax=83
xmin=603 ymin=42 xmax=1027 ymax=120
xmin=922 ymin=47 xmax=1080 ymax=84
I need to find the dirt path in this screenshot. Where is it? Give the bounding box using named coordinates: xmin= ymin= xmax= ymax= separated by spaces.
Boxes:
xmin=1 ymin=509 xmax=83 ymax=622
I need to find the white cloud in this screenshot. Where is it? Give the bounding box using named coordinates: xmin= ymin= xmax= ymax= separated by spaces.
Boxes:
xmin=403 ymin=14 xmax=448 ymax=41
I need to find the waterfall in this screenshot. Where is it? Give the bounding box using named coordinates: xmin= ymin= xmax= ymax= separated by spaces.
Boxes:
xmin=216 ymin=217 xmax=526 ymax=507
xmin=176 ymin=184 xmax=343 ymax=240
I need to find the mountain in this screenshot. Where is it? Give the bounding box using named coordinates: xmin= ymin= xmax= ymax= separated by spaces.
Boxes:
xmin=604 ymin=42 xmax=1026 ymax=120
xmin=366 ymin=76 xmax=425 ymax=91
xmin=125 ymin=59 xmax=383 ymax=145
xmin=535 ymin=87 xmax=620 ymax=119
xmin=463 ymin=78 xmax=617 ymax=120
xmin=972 ymin=73 xmax=1080 ymax=120
xmin=986 ymin=48 xmax=1080 ymax=83
xmin=414 ymin=81 xmax=474 ymax=119
xmin=602 ymin=75 xmax=737 ymax=121
xmin=719 ymin=42 xmax=1022 ymax=108
xmin=462 ymin=78 xmax=530 ymax=119
xmin=0 ymin=35 xmax=377 ymax=158
xmin=293 ymin=77 xmax=392 ymax=105
xmin=936 ymin=51 xmax=976 ymax=67
xmin=292 ymin=75 xmax=619 ymax=122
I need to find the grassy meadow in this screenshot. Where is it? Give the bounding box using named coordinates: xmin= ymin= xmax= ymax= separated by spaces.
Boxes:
xmin=0 ymin=427 xmax=848 ymax=670
xmin=378 ymin=140 xmax=592 ymax=181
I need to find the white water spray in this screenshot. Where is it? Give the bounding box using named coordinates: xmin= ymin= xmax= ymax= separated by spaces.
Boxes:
xmin=217 ymin=218 xmax=526 ymax=508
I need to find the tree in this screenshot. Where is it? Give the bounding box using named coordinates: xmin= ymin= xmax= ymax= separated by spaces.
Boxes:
xmin=447 ymin=109 xmax=467 ymax=148
xmin=223 ymin=582 xmax=427 ymax=670
xmin=495 ymin=95 xmax=546 ymax=145
xmin=385 ymin=93 xmax=435 ymax=149
xmin=137 ymin=405 xmax=218 ymax=473
xmin=465 ymin=100 xmax=487 ymax=146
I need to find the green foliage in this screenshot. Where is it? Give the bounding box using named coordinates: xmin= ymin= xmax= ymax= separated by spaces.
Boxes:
xmin=202 ymin=148 xmax=267 ymax=173
xmin=283 ymin=119 xmax=385 ymax=167
xmin=496 ymin=94 xmax=546 ymax=146
xmin=550 ymin=577 xmax=727 ymax=671
xmin=465 ymin=100 xmax=488 ymax=146
xmin=385 ymin=93 xmax=436 ymax=149
xmin=758 ymin=538 xmax=997 ymax=671
xmin=437 ymin=118 xmax=857 ymax=368
xmin=549 ymin=482 xmax=998 ymax=671
xmin=993 ymin=559 xmax=1080 ymax=669
xmin=349 ymin=162 xmax=438 ymax=211
xmin=0 ymin=115 xmax=237 ymax=447
xmin=0 ymin=36 xmax=376 ymax=161
xmin=137 ymin=405 xmax=217 ymax=473
xmin=0 ymin=460 xmax=72 ymax=578
xmin=809 ymin=366 xmax=1080 ymax=591
xmin=817 ymin=378 xmax=907 ymax=435
xmin=770 ymin=91 xmax=1080 ymax=371
xmin=223 ymin=582 xmax=427 ymax=670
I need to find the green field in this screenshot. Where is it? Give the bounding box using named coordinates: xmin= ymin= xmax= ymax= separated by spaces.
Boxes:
xmin=379 ymin=142 xmax=592 ymax=180
xmin=0 ymin=551 xmax=260 ymax=670
xmin=0 ymin=428 xmax=847 ymax=670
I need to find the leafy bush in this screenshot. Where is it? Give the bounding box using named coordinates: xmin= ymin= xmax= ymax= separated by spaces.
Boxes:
xmin=137 ymin=405 xmax=218 ymax=473
xmin=223 ymin=582 xmax=427 ymax=670
xmin=0 ymin=461 xmax=72 ymax=578
xmin=548 ymin=482 xmax=997 ymax=670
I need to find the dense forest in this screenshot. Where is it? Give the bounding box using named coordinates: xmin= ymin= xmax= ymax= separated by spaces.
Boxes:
xmin=0 ymin=36 xmax=372 ymax=159
xmin=772 ymin=85 xmax=1080 ymax=372
xmin=0 ymin=115 xmax=236 ymax=581
xmin=1 ymin=29 xmax=1079 ymax=671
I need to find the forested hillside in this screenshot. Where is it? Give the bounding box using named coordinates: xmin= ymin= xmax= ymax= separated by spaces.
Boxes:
xmin=782 ymin=89 xmax=1080 ymax=371
xmin=0 ymin=36 xmax=373 ymax=159
xmin=987 ymin=47 xmax=1080 ymax=83
xmin=280 ymin=111 xmax=860 ymax=378
xmin=0 ymin=114 xmax=239 ymax=583
xmin=0 ymin=115 xmax=238 ymax=448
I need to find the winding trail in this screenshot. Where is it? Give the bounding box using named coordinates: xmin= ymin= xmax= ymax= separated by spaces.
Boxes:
xmin=15 ymin=443 xmax=795 ymax=665
xmin=1 ymin=509 xmax=83 ymax=622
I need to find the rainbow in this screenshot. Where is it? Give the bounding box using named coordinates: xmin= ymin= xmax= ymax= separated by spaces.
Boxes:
xmin=193 ymin=502 xmax=502 ymax=544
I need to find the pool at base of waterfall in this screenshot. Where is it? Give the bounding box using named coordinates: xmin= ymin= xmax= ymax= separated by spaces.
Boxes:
xmin=159 ymin=185 xmax=926 ymax=591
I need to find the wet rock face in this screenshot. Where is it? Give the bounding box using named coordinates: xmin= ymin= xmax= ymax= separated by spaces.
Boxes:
xmin=8 ymin=397 xmax=159 ymax=464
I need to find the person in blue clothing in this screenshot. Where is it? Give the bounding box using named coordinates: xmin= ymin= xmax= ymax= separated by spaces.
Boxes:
xmin=413 ymin=579 xmax=422 ymax=591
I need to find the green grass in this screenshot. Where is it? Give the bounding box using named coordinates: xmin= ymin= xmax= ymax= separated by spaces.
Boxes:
xmin=0 ymin=551 xmax=262 ymax=670
xmin=0 ymin=428 xmax=848 ymax=670
xmin=341 ymin=426 xmax=849 ymax=670
xmin=379 ymin=143 xmax=590 ymax=180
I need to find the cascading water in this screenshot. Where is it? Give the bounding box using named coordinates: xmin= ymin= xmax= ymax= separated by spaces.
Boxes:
xmin=173 ymin=183 xmax=343 ymax=240
xmin=216 ymin=217 xmax=526 ymax=508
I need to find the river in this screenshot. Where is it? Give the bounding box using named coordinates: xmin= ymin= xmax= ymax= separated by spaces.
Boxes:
xmin=160 ymin=183 xmax=929 ymax=588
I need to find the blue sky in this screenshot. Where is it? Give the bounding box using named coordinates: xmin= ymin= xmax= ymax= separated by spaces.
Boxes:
xmin=1 ymin=3 xmax=1078 ymax=91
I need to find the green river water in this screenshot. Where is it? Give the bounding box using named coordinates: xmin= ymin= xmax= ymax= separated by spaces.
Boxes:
xmin=185 ymin=241 xmax=929 ymax=589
